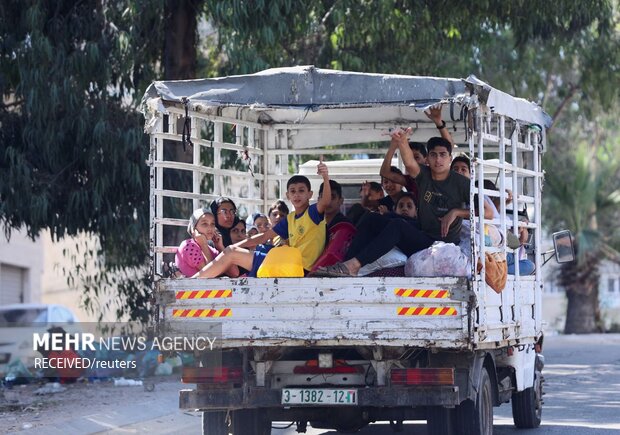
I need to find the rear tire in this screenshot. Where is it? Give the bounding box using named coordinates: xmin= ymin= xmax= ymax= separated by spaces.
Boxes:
xmin=231 ymin=409 xmax=271 ymax=435
xmin=202 ymin=411 xmax=228 ymax=435
xmin=512 ymin=369 xmax=543 ymax=428
xmin=427 ymin=406 xmax=455 ymax=434
xmin=455 ymin=367 xmax=493 ymax=435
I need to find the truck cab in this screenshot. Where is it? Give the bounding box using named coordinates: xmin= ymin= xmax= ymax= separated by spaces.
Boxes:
xmin=142 ymin=66 xmax=570 ymax=434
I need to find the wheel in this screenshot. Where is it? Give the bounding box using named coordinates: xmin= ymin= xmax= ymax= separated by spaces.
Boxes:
xmin=512 ymin=369 xmax=542 ymax=428
xmin=202 ymin=411 xmax=228 ymax=435
xmin=427 ymin=406 xmax=455 ymax=434
xmin=455 ymin=367 xmax=493 ymax=435
xmin=231 ymin=409 xmax=271 ymax=435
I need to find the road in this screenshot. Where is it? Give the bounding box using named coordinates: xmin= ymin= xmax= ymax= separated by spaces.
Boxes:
xmin=4 ymin=333 xmax=620 ymax=434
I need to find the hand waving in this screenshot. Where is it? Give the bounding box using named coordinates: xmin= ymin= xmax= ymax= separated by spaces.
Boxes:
xmin=424 ymin=104 xmax=443 ymax=125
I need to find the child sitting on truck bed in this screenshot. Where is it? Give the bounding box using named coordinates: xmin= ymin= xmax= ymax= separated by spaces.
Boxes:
xmin=192 ymin=159 xmax=332 ymax=277
xmin=176 ymin=208 xmax=238 ymax=277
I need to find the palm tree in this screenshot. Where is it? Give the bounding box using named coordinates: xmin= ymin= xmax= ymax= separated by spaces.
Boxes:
xmin=545 ymin=143 xmax=620 ymax=333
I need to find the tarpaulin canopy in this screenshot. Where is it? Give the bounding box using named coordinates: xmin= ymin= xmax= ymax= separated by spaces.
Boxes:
xmin=142 ymin=65 xmax=551 ymax=128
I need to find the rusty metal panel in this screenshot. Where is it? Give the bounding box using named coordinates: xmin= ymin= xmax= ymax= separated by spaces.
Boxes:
xmin=156 ymin=277 xmax=472 ymax=349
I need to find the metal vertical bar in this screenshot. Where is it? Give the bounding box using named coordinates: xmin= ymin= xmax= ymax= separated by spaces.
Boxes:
xmin=498 ymin=115 xmax=511 ymax=325
xmin=213 ymin=122 xmax=223 ymax=196
xmin=510 ymin=125 xmax=521 ymax=327
xmin=271 ymin=128 xmax=284 ymax=201
xmin=532 ymin=131 xmax=543 ymax=331
xmin=466 ymin=109 xmax=479 ymax=343
xmin=258 ymin=127 xmax=269 ymax=212
xmin=238 ymin=125 xmax=254 ymax=215
xmin=263 ymin=128 xmax=277 ymax=205
xmin=155 ymin=117 xmax=165 ymax=275
xmin=149 ymin=118 xmax=161 ymax=278
xmin=476 ymin=110 xmax=487 ymax=330
xmin=468 ymin=113 xmax=476 ymax=284
xmin=192 ymin=117 xmax=200 ymax=211
xmin=498 ymin=116 xmax=507 ymax=241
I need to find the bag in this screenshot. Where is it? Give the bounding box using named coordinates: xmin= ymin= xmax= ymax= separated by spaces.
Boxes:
xmin=405 ymin=242 xmax=470 ymax=277
xmin=257 ymin=246 xmax=304 ymax=278
xmin=477 ymin=252 xmax=508 ymax=293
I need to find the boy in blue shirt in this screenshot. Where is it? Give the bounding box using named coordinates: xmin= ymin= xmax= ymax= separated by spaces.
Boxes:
xmin=193 ymin=159 xmax=331 ymax=277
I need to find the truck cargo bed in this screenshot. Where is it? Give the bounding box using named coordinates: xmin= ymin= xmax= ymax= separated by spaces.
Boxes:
xmin=156 ymin=276 xmax=473 ymax=349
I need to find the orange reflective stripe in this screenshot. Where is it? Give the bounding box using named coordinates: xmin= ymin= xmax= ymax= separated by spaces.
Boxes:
xmin=397 ymin=306 xmax=457 ymax=316
xmin=394 ymin=289 xmax=449 ymax=298
xmin=176 ymin=290 xmax=232 ymax=299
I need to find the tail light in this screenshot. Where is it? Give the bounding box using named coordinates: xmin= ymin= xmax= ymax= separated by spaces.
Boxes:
xmin=390 ymin=368 xmax=454 ymax=386
xmin=181 ymin=366 xmax=242 ymax=384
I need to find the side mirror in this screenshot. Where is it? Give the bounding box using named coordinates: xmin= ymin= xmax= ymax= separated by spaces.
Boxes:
xmin=552 ymin=230 xmax=575 ymax=263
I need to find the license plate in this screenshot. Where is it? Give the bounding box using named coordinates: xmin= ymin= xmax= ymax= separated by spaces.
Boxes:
xmin=281 ymin=388 xmax=358 ymax=405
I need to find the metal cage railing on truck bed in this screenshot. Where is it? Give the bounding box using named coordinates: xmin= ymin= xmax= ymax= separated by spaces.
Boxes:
xmin=142 ymin=66 xmax=551 ymax=348
xmin=469 ymin=110 xmax=545 ymax=339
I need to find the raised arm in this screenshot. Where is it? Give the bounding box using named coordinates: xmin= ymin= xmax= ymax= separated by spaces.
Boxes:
xmin=380 ymin=138 xmax=407 ymax=185
xmin=316 ymin=156 xmax=331 ymax=214
xmin=425 ymin=104 xmax=454 ymax=146
xmin=394 ymin=129 xmax=420 ymax=178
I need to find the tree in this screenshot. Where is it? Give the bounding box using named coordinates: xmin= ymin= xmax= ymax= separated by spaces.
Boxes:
xmin=544 ymin=108 xmax=620 ymax=333
xmin=0 ymin=0 xmax=164 ymax=321
xmin=205 ymin=0 xmax=620 ymax=333
xmin=1 ymin=0 xmax=617 ymax=323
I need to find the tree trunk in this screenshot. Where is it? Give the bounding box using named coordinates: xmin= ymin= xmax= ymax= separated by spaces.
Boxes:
xmin=163 ymin=0 xmax=201 ymax=80
xmin=161 ymin=0 xmax=203 ymax=257
xmin=561 ymin=251 xmax=602 ymax=334
xmin=564 ymin=289 xmax=600 ymax=334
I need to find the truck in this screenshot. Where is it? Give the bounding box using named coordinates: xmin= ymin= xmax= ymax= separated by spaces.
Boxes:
xmin=141 ymin=66 xmax=574 ymax=434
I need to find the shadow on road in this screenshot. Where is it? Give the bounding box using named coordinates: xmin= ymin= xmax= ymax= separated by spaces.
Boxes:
xmin=273 ymin=421 xmax=620 ymax=434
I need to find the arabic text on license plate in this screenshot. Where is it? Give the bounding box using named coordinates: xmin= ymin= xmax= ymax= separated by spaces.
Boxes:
xmin=281 ymin=388 xmax=357 ymax=405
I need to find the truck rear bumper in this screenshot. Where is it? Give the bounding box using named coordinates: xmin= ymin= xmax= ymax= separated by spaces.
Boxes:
xmin=179 ymin=385 xmax=460 ymax=410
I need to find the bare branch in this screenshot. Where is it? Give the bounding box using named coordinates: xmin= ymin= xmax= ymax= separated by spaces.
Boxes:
xmin=548 ymin=83 xmax=580 ymax=133
xmin=321 ymin=0 xmax=340 ymax=26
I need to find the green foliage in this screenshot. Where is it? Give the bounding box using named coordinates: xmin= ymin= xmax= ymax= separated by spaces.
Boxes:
xmin=0 ymin=0 xmax=164 ymax=321
xmin=545 ymin=128 xmax=620 ymax=263
xmin=206 ymin=0 xmax=616 ymax=83
xmin=1 ymin=0 xmax=617 ymax=324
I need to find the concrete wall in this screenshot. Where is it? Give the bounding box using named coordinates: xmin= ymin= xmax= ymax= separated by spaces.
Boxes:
xmin=40 ymin=231 xmax=125 ymax=322
xmin=0 ymin=229 xmax=43 ymax=304
xmin=40 ymin=231 xmax=85 ymax=321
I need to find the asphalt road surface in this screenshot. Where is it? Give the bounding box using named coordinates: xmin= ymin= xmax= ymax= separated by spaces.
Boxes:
xmin=7 ymin=333 xmax=620 ymax=434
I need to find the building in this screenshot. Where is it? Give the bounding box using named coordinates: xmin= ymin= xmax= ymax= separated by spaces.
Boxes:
xmin=0 ymin=229 xmax=42 ymax=305
xmin=0 ymin=230 xmax=124 ymax=322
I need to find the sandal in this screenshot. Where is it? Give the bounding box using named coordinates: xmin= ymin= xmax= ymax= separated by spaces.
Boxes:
xmin=311 ymin=262 xmax=355 ymax=277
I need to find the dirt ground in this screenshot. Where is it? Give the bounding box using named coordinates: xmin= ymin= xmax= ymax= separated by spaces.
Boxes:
xmin=0 ymin=376 xmax=183 ymax=433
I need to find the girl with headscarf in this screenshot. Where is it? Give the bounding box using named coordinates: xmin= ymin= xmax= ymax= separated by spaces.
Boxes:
xmin=209 ymin=197 xmax=238 ymax=247
xmin=175 ymin=207 xmax=239 ymax=278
